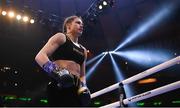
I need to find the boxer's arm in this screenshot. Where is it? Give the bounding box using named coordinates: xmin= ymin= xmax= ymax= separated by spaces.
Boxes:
xmin=80 ymin=46 xmax=87 ymax=84
xmin=80 ymin=61 xmax=86 ymax=84
xmin=35 ymin=33 xmax=66 ymax=68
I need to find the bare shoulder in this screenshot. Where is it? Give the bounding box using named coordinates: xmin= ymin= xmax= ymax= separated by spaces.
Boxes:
xmin=51 ymin=32 xmax=66 ymax=41
xmin=49 ymin=32 xmax=66 ymax=45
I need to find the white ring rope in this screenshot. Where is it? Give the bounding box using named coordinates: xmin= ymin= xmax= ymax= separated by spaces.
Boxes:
xmin=91 ymin=56 xmax=180 ymax=98
xmin=100 ymin=80 xmax=180 ymax=108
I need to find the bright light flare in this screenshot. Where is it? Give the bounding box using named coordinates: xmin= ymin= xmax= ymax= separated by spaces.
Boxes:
xmin=16 ymin=15 xmax=22 ymax=20
xmin=23 ymin=16 xmax=29 ymax=22
xmin=102 ymin=51 xmax=108 ymax=55
xmin=98 ymin=5 xmax=103 ymax=10
xmin=30 ymin=19 xmax=35 ymax=24
xmin=2 ymin=11 xmax=7 ymax=16
xmin=8 ymin=11 xmax=15 ymax=18
xmin=103 ymin=1 xmax=108 ymax=6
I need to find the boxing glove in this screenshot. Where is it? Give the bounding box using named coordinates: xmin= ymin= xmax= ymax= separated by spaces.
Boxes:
xmin=43 ymin=61 xmax=75 ymax=88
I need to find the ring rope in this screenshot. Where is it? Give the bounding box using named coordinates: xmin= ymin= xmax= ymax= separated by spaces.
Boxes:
xmin=91 ymin=56 xmax=180 ymax=98
xmin=100 ymin=80 xmax=180 ymax=108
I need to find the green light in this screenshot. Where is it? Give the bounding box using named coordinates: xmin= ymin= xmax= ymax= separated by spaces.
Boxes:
xmin=18 ymin=97 xmax=32 ymax=101
xmin=172 ymin=100 xmax=180 ymax=104
xmin=4 ymin=96 xmax=16 ymax=100
xmin=137 ymin=102 xmax=145 ymax=106
xmin=94 ymin=101 xmax=101 ymax=105
xmin=153 ymin=101 xmax=162 ymax=106
xmin=40 ymin=99 xmax=48 ymax=104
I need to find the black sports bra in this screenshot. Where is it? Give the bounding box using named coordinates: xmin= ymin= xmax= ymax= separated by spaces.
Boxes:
xmin=51 ymin=35 xmax=85 ymax=65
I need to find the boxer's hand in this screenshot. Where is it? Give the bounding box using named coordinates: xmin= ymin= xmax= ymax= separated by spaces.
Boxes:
xmin=78 ymin=82 xmax=91 ymax=106
xmin=52 ymin=68 xmax=74 ymax=88
xmin=43 ymin=61 xmax=74 ymax=88
xmin=42 ymin=61 xmax=59 ymax=74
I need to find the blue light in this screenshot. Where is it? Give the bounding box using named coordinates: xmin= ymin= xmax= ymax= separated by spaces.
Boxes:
xmin=86 ymin=54 xmax=107 ymax=80
xmin=109 ymin=53 xmax=124 ymax=81
xmin=113 ymin=49 xmax=173 ymax=67
xmin=114 ymin=4 xmax=173 ymax=51
xmin=86 ymin=53 xmax=103 ymax=66
xmin=102 ymin=51 xmax=108 ymax=55
xmin=109 ymin=53 xmax=135 ymax=104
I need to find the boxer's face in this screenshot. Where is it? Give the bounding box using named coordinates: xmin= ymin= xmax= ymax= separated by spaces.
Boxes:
xmin=67 ymin=18 xmax=83 ymax=36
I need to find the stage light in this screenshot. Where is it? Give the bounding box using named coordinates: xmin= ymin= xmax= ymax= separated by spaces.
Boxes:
xmin=8 ymin=11 xmax=15 ymax=18
xmin=94 ymin=101 xmax=101 ymax=105
xmin=16 ymin=15 xmax=22 ymax=20
xmin=14 ymin=82 xmax=18 ymax=86
xmin=4 ymin=66 xmax=11 ymax=70
xmin=114 ymin=3 xmax=174 ymax=51
xmin=14 ymin=71 xmax=18 ymax=74
xmin=172 ymin=100 xmax=180 ymax=104
xmin=138 ymin=78 xmax=157 ymax=84
xmin=18 ymin=97 xmax=31 ymax=101
xmin=2 ymin=11 xmax=7 ymax=16
xmin=4 ymin=96 xmax=17 ymax=100
xmin=153 ymin=101 xmax=162 ymax=106
xmin=84 ymin=0 xmax=114 ymax=25
xmin=98 ymin=0 xmax=109 ymax=10
xmin=23 ymin=16 xmax=29 ymax=22
xmin=103 ymin=1 xmax=108 ymax=6
xmin=113 ymin=49 xmax=172 ymax=67
xmin=109 ymin=51 xmax=115 ymax=54
xmin=86 ymin=54 xmax=107 ymax=80
xmin=125 ymin=61 xmax=128 ymax=65
xmin=102 ymin=51 xmax=108 ymax=55
xmin=98 ymin=5 xmax=103 ymax=10
xmin=137 ymin=102 xmax=145 ymax=106
xmin=30 ymin=19 xmax=35 ymax=24
xmin=40 ymin=99 xmax=48 ymax=104
xmin=86 ymin=53 xmax=103 ymax=66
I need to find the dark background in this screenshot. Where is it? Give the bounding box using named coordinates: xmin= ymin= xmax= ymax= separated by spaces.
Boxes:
xmin=0 ymin=0 xmax=179 ymax=107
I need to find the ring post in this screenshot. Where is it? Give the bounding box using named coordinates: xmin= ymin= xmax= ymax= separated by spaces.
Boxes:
xmin=119 ymin=82 xmax=126 ymax=107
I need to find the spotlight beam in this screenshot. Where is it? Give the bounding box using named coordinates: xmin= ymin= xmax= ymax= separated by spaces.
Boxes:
xmin=113 ymin=49 xmax=173 ymax=67
xmin=110 ymin=53 xmax=134 ymax=99
xmin=86 ymin=53 xmax=103 ymax=66
xmin=114 ymin=4 xmax=173 ymax=51
xmin=109 ymin=53 xmax=124 ymax=81
xmin=86 ymin=54 xmax=107 ymax=80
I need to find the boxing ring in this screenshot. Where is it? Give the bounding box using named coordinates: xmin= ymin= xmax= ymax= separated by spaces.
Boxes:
xmin=90 ymin=56 xmax=180 ymax=107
